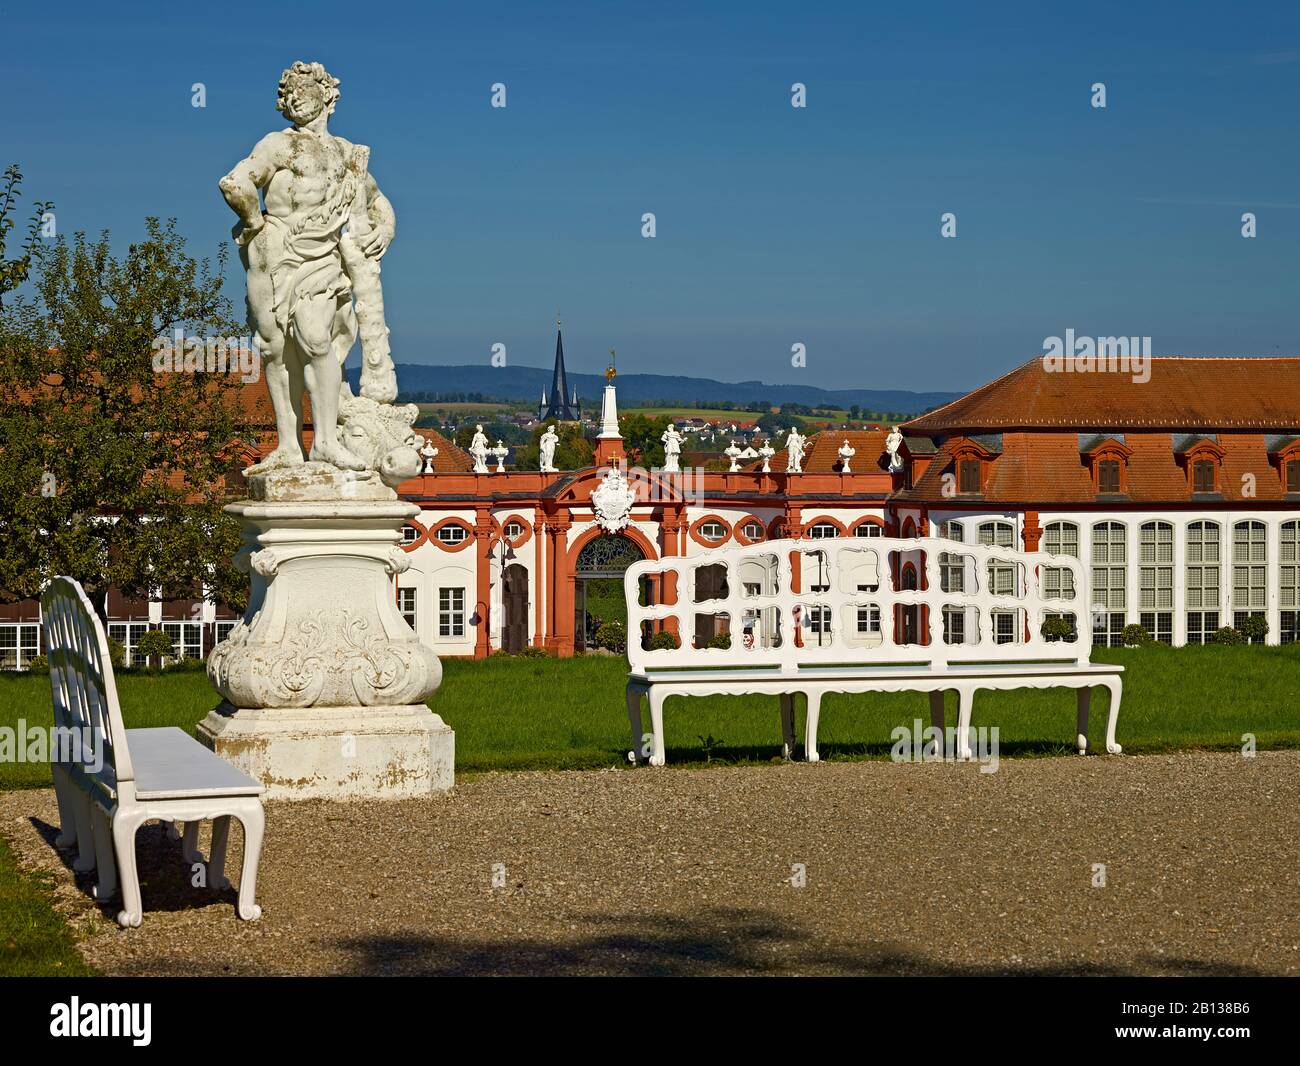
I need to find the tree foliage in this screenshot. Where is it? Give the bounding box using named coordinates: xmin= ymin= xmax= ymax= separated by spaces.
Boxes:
xmin=620 ymin=412 xmax=670 ymax=468
xmin=0 ymin=165 xmax=53 ymax=305
xmin=0 ymin=216 xmax=254 ymax=612
xmin=513 ymin=421 xmax=593 ymax=471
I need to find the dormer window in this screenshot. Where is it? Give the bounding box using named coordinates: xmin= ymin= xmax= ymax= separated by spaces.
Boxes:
xmin=1098 ymin=459 xmax=1121 ymax=494
xmin=1289 ymin=462 xmax=1300 ymax=494
xmin=1193 ymin=460 xmax=1216 ymax=493
xmin=1178 ymin=438 xmax=1224 ymax=495
xmin=1083 ymin=438 xmax=1132 ymax=495
xmin=958 ymin=459 xmax=981 ymax=494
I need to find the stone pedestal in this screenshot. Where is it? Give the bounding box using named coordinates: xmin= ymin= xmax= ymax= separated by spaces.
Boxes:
xmin=198 ymin=702 xmax=452 ymax=801
xmin=198 ymin=497 xmax=452 ymax=801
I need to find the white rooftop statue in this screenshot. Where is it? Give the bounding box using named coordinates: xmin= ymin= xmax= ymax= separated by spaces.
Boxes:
xmin=469 ymin=424 xmax=490 ymax=474
xmin=220 ymin=60 xmax=423 ymax=498
xmin=661 ymin=422 xmax=684 ymax=473
xmin=886 ymin=425 xmax=905 ymax=472
xmin=785 ymin=428 xmax=808 ymax=474
xmin=539 ymin=423 xmax=559 ymax=472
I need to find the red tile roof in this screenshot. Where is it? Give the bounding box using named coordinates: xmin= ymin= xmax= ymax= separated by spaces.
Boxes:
xmin=746 ymin=428 xmax=893 ymax=473
xmin=898 ymin=431 xmax=1289 ymax=505
xmin=905 ymin=357 xmax=1300 ymax=433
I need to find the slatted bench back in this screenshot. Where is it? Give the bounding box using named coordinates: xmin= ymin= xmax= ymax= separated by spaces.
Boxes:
xmin=40 ymin=577 xmax=133 ymax=786
xmin=624 ymin=535 xmax=1090 ymax=674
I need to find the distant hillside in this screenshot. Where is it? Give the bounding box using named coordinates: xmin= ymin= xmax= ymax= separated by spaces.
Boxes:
xmin=347 ymin=363 xmax=960 ymax=417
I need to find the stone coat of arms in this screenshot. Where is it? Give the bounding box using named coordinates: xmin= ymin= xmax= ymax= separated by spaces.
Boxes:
xmin=591 ymin=468 xmax=638 ymax=532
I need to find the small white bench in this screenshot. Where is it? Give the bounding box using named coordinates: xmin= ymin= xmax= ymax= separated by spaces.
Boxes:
xmin=42 ymin=577 xmax=266 ymax=927
xmin=623 ymin=535 xmax=1123 ymax=765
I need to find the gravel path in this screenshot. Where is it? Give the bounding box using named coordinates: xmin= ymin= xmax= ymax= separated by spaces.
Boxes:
xmin=4 ymin=751 xmax=1298 ymax=976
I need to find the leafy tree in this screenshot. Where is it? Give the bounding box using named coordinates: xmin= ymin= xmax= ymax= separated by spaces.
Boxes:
xmin=0 ymin=165 xmax=53 ymax=306
xmin=513 ymin=421 xmax=593 ymax=471
xmin=757 ymin=410 xmax=800 ymax=437
xmin=0 ymin=218 xmax=253 ymax=615
xmin=620 ymin=412 xmax=670 ymax=468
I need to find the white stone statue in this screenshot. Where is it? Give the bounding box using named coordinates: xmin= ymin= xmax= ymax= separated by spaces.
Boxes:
xmin=469 ymin=424 xmax=490 ymax=473
xmin=758 ymin=440 xmax=775 ymax=473
xmin=661 ymin=423 xmax=684 ymax=473
xmin=491 ymin=439 xmax=509 ymax=473
xmin=539 ymin=423 xmax=559 ymax=473
xmin=838 ymin=439 xmax=856 ymax=473
xmin=220 ymin=60 xmax=403 ymax=495
xmin=204 ymin=61 xmax=450 ymax=803
xmin=419 ymin=439 xmax=438 ymax=473
xmin=724 ymin=440 xmax=743 ymax=472
xmin=886 ymin=425 xmax=905 ymax=472
xmin=785 ymin=428 xmax=808 ymax=474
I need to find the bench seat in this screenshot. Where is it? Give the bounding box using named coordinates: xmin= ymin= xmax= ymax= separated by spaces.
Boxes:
xmin=126 ymin=728 xmax=264 ymax=800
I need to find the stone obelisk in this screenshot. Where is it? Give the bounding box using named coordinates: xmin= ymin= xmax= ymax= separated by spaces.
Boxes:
xmin=198 ymin=60 xmax=452 ymax=799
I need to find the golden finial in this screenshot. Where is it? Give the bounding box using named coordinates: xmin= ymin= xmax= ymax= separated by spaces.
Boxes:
xmin=556 ymin=310 xmax=562 ymax=329
xmin=606 ymin=347 xmax=617 ymax=382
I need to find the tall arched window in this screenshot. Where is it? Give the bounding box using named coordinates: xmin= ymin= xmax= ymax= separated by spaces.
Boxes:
xmin=1233 ymin=520 xmax=1267 ymax=640
xmin=1139 ymin=521 xmax=1174 ymax=644
xmin=1186 ymin=521 xmax=1221 ymax=644
xmin=979 ymin=520 xmax=1016 ymax=597
xmin=1091 ymin=522 xmax=1126 ymax=646
xmin=1281 ymin=521 xmax=1299 ymax=644
xmin=1042 ymin=521 xmax=1079 ymax=638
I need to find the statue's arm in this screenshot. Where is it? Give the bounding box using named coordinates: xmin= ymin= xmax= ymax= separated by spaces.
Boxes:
xmin=358 ymin=174 xmax=396 ymax=258
xmin=218 ymin=134 xmax=283 ymax=243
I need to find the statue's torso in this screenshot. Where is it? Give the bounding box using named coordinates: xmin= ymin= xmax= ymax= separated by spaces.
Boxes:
xmin=263 ymin=129 xmax=358 ymax=230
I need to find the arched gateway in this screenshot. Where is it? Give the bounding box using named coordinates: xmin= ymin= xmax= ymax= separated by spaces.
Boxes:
xmin=574 ymin=534 xmax=645 ymax=651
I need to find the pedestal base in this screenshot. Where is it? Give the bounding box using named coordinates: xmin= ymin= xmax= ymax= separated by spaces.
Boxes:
xmin=197 ymin=701 xmax=454 ymax=801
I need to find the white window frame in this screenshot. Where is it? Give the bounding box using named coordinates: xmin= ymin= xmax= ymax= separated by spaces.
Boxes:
xmin=438 ymin=587 xmax=466 ymax=639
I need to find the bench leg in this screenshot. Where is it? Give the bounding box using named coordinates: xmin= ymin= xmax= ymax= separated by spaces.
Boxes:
xmin=112 ymin=810 xmax=148 ymax=928
xmin=955 ymin=687 xmax=974 ymax=761
xmin=626 ymin=684 xmax=645 ymax=766
xmin=235 ymin=804 xmax=265 ymax=921
xmin=181 ymin=820 xmax=203 ymax=864
xmin=1076 ymin=687 xmax=1090 ymax=755
xmin=647 ymin=689 xmax=667 ymax=767
xmin=90 ymin=804 xmax=117 ymax=901
xmin=1103 ymin=677 xmax=1123 ymax=755
xmin=71 ymin=789 xmax=96 ymax=873
xmin=928 ymin=690 xmax=946 ymax=759
xmin=52 ymin=766 xmax=78 ymax=849
xmin=209 ymin=816 xmax=233 ymax=891
xmin=804 ymin=691 xmax=822 ymax=763
xmin=779 ymin=694 xmax=796 ymax=760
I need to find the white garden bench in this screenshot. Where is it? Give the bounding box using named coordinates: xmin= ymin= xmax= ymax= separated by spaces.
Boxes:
xmin=623 ymin=535 xmax=1123 ymax=765
xmin=42 ymin=577 xmax=265 ymax=927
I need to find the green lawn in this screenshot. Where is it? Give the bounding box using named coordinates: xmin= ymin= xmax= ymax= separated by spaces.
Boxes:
xmin=0 ymin=833 xmax=96 ymax=976
xmin=1 ymin=645 xmax=1296 ymax=975
xmin=2 ymin=645 xmax=1298 ymax=786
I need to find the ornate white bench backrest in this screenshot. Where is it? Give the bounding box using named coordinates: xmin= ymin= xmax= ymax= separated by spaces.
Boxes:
xmin=40 ymin=577 xmax=133 ymax=787
xmin=624 ymin=535 xmax=1090 ymax=673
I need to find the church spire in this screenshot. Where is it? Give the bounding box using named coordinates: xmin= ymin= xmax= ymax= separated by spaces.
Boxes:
xmin=540 ymin=316 xmax=581 ymax=422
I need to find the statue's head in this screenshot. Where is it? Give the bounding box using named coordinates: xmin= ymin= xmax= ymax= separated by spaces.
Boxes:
xmin=277 ymin=61 xmax=340 ymax=126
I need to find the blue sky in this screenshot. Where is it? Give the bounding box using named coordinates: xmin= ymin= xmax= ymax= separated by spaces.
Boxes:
xmin=3 ymin=0 xmax=1298 ymax=392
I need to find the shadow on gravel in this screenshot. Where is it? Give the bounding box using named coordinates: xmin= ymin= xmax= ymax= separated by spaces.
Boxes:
xmin=332 ymin=908 xmax=1268 ymax=977
xmin=28 ymin=816 xmax=244 ymax=921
